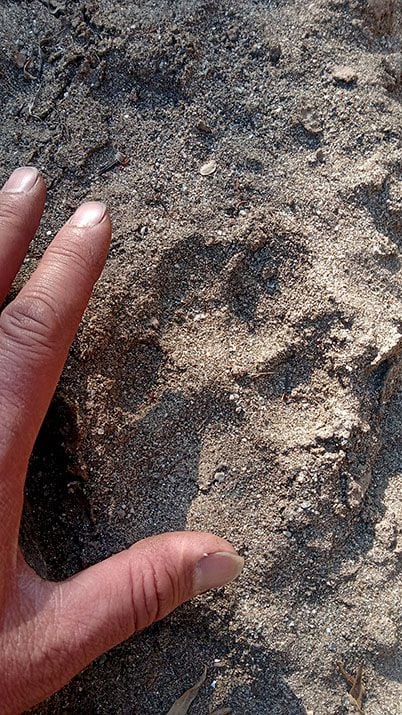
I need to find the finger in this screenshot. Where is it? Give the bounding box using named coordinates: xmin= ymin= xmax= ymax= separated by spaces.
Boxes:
xmin=62 ymin=532 xmax=243 ymax=638
xmin=0 ymin=202 xmax=111 ymax=543
xmin=14 ymin=532 xmax=244 ymax=709
xmin=0 ymin=167 xmax=46 ymax=304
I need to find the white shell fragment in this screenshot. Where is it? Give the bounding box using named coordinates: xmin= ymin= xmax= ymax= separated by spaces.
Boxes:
xmin=200 ymin=159 xmax=217 ymax=176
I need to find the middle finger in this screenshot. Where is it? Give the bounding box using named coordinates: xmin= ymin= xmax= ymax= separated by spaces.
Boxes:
xmin=0 ymin=167 xmax=46 ymax=304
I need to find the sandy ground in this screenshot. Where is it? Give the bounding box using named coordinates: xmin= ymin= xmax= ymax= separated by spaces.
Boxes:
xmin=1 ymin=0 xmax=402 ymax=713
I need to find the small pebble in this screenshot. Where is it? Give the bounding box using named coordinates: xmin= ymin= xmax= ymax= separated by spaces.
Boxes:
xmin=200 ymin=159 xmax=217 ymax=176
xmin=214 ymin=471 xmax=226 ymax=483
xmin=332 ymin=65 xmax=357 ymax=84
xmin=269 ymin=44 xmax=282 ymax=65
xmin=196 ymin=120 xmax=213 ymax=133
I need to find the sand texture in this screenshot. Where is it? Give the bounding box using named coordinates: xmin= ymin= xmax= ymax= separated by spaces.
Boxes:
xmin=1 ymin=0 xmax=401 ymax=713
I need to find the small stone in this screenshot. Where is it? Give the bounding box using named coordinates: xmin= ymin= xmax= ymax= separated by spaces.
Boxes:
xmin=200 ymin=159 xmax=217 ymax=176
xmin=300 ymin=108 xmax=322 ymax=134
xmin=269 ymin=45 xmax=282 ymax=65
xmin=316 ymin=424 xmax=334 ymax=440
xmin=214 ymin=471 xmax=226 ymax=483
xmin=14 ymin=51 xmax=27 ymax=69
xmin=196 ymin=120 xmax=213 ymax=133
xmin=332 ymin=65 xmax=357 ymax=84
xmin=115 ymin=150 xmax=128 ymax=165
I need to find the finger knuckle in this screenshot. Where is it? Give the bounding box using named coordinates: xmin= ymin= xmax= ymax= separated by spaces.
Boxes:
xmin=0 ymin=195 xmax=30 ymax=232
xmin=129 ymin=559 xmax=179 ymax=631
xmin=0 ymin=292 xmax=61 ymax=358
xmin=47 ymin=240 xmax=102 ymax=288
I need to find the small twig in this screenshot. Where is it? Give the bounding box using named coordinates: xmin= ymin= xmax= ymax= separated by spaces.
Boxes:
xmin=249 ymin=370 xmax=274 ymax=379
xmin=23 ymin=57 xmax=37 ymax=81
xmin=27 ymin=86 xmax=42 ymax=116
xmin=337 ymin=661 xmax=365 ymax=714
xmin=39 ymin=0 xmax=66 ymax=17
xmin=97 ymin=151 xmax=129 ymax=176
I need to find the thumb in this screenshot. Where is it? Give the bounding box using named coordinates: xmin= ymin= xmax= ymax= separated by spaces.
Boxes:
xmin=41 ymin=532 xmax=243 ymax=687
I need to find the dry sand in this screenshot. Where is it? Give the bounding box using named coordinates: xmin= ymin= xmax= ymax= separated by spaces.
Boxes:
xmin=1 ymin=0 xmax=401 ymax=713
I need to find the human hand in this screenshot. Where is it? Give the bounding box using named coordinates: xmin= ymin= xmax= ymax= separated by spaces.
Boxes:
xmin=0 ymin=167 xmax=244 ymax=713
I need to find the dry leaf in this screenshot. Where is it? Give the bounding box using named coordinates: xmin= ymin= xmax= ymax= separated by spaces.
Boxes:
xmin=167 ymin=667 xmax=207 ymax=714
xmin=337 ymin=661 xmax=365 ymax=713
xmin=210 ymin=709 xmax=232 ymax=714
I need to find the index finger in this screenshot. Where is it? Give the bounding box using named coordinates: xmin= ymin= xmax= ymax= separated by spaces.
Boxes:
xmin=0 ymin=200 xmax=111 ymax=543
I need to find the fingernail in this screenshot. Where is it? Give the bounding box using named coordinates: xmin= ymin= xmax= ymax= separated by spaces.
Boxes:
xmin=194 ymin=551 xmax=244 ymax=594
xmin=2 ymin=166 xmax=39 ymax=193
xmin=69 ymin=201 xmax=107 ymax=227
